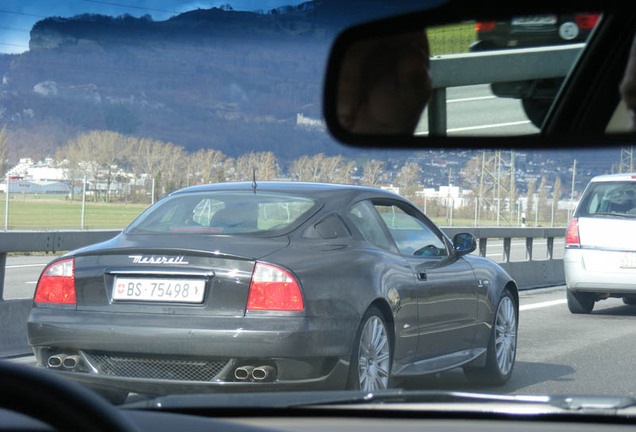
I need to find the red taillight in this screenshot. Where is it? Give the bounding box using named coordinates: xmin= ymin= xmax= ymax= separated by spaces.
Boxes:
xmin=246 ymin=263 xmax=303 ymax=311
xmin=34 ymin=259 xmax=76 ymax=304
xmin=565 ymin=218 xmax=580 ymax=247
xmin=575 ymin=14 xmax=600 ymax=30
xmin=475 ymin=21 xmax=496 ymax=31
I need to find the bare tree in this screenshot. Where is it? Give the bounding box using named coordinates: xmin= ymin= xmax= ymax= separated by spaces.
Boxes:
xmin=526 ymin=178 xmax=536 ymax=220
xmin=360 ymin=160 xmax=385 ymax=187
xmin=233 ymin=152 xmax=279 ymax=181
xmin=190 ymin=149 xmax=227 ymax=184
xmin=397 ymin=162 xmax=421 ymax=199
xmin=537 ymin=177 xmax=548 ymax=223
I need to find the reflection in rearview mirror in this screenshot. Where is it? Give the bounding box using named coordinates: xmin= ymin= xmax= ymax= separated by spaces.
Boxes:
xmin=336 ymin=30 xmax=431 ymax=135
xmin=329 ymin=12 xmax=602 ymax=139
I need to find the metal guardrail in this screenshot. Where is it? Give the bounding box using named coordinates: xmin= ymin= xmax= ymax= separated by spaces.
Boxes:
xmin=427 ymin=44 xmax=585 ymax=135
xmin=0 ymin=228 xmax=566 ymax=356
xmin=0 ymin=230 xmax=120 ymax=357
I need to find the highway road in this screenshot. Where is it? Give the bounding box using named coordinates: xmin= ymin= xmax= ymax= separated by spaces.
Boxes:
xmin=416 ymin=84 xmax=541 ymax=136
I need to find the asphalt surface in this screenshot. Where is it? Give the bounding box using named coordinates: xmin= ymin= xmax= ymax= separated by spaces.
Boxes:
xmin=416 ymin=84 xmax=541 ymax=136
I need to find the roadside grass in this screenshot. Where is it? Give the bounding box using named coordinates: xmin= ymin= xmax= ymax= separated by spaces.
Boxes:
xmin=0 ymin=194 xmax=566 ymax=230
xmin=426 ymin=22 xmax=476 ymax=56
xmin=0 ymin=194 xmax=148 ymax=229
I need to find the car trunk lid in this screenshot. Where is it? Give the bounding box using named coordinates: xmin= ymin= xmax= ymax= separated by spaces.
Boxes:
xmin=72 ymin=233 xmax=289 ymax=316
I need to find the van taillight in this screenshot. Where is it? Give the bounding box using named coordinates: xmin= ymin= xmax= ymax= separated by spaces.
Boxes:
xmin=34 ymin=259 xmax=76 ymax=304
xmin=565 ymin=218 xmax=580 ymax=248
xmin=475 ymin=21 xmax=496 ymax=31
xmin=247 ymin=263 xmax=303 ymax=311
xmin=574 ymin=14 xmax=600 ymax=30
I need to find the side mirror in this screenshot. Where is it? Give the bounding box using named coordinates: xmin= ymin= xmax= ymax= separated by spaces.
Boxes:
xmin=453 ymin=233 xmax=476 ymax=256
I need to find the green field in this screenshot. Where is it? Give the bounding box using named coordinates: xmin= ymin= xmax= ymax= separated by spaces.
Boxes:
xmin=426 ymin=22 xmax=476 ymax=56
xmin=0 ymin=194 xmax=149 ymax=229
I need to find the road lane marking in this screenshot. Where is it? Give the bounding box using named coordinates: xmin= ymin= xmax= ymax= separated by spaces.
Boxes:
xmin=520 ymin=299 xmax=567 ymax=311
xmin=417 ymin=120 xmax=533 ymax=135
xmin=6 ymin=264 xmax=48 ymax=269
xmin=447 ymin=96 xmax=497 ymax=103
xmin=447 ymin=120 xmax=532 ymax=133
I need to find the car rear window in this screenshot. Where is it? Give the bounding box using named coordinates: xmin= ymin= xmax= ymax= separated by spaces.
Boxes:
xmin=127 ymin=191 xmax=317 ymax=234
xmin=576 ymin=181 xmax=636 ymax=218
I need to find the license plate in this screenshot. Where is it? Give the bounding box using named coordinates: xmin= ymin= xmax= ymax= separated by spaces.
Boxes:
xmin=113 ymin=277 xmax=206 ymax=303
xmin=620 ymin=253 xmax=636 ymax=269
xmin=511 ymin=15 xmax=557 ymax=26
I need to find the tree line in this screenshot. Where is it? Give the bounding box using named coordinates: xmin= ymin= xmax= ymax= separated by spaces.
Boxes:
xmin=51 ymin=130 xmax=423 ymax=202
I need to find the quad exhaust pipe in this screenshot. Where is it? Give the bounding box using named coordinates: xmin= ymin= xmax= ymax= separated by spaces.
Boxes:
xmin=252 ymin=366 xmax=275 ymax=381
xmin=47 ymin=354 xmax=83 ymax=371
xmin=234 ymin=365 xmax=276 ymax=381
xmin=62 ymin=355 xmax=81 ymax=369
xmin=47 ymin=354 xmax=67 ymax=368
xmin=234 ymin=366 xmax=255 ymax=381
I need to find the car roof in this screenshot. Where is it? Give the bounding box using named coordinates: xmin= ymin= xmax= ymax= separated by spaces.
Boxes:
xmin=171 ymin=181 xmax=402 ymax=198
xmin=589 ymin=173 xmax=636 ymax=182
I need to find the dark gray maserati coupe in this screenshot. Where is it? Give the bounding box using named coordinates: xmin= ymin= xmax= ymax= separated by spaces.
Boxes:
xmin=27 ymin=181 xmax=518 ymax=399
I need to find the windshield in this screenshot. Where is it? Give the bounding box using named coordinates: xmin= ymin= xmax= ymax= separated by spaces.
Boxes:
xmin=1 ymin=0 xmax=635 ymax=415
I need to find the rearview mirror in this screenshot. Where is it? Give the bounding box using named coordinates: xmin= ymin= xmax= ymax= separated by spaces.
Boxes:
xmin=323 ymin=0 xmax=636 ymax=148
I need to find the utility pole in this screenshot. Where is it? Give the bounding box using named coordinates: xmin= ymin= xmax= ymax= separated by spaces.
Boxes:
xmin=570 ymin=159 xmax=577 ymax=219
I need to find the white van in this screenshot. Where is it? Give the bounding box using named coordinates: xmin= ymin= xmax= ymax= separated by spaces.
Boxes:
xmin=565 ymin=173 xmax=636 ymax=313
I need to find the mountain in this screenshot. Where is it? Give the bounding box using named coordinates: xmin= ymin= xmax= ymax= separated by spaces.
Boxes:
xmin=0 ymin=1 xmax=432 ymax=163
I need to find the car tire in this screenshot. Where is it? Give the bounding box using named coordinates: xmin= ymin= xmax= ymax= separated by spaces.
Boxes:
xmin=521 ymin=97 xmax=552 ymax=128
xmin=567 ymin=290 xmax=595 ymax=314
xmin=346 ymin=306 xmax=392 ymax=391
xmin=464 ymin=289 xmax=517 ymax=386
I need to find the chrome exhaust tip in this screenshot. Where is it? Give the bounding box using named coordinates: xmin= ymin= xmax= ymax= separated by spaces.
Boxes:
xmin=47 ymin=354 xmax=67 ymax=368
xmin=252 ymin=365 xmax=276 ymax=381
xmin=62 ymin=355 xmax=81 ymax=370
xmin=234 ymin=366 xmax=255 ymax=381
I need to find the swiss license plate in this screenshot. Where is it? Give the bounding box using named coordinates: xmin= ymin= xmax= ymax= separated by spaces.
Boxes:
xmin=620 ymin=253 xmax=636 ymax=269
xmin=511 ymin=15 xmax=557 ymax=26
xmin=113 ymin=277 xmax=206 ymax=303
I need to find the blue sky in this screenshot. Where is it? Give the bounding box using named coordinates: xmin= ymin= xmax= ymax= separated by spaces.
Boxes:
xmin=0 ymin=0 xmax=306 ymax=53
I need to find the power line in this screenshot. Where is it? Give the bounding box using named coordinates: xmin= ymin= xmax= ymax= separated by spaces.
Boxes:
xmin=0 ymin=25 xmax=31 ymax=33
xmin=82 ymin=0 xmax=180 ymax=15
xmin=0 ymin=9 xmax=47 ymax=19
xmin=0 ymin=42 xmax=29 ymax=48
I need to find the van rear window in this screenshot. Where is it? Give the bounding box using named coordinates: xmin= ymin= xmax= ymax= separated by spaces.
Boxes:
xmin=576 ymin=181 xmax=636 ymax=218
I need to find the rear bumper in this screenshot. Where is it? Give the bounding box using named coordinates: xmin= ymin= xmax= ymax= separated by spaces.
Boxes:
xmin=564 ymin=248 xmax=636 ymax=294
xmin=27 ymin=308 xmax=357 ymax=394
xmin=33 ymin=360 xmax=350 ymax=395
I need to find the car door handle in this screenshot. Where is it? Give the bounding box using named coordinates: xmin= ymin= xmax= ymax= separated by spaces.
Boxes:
xmin=417 ymin=272 xmax=427 ymax=281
